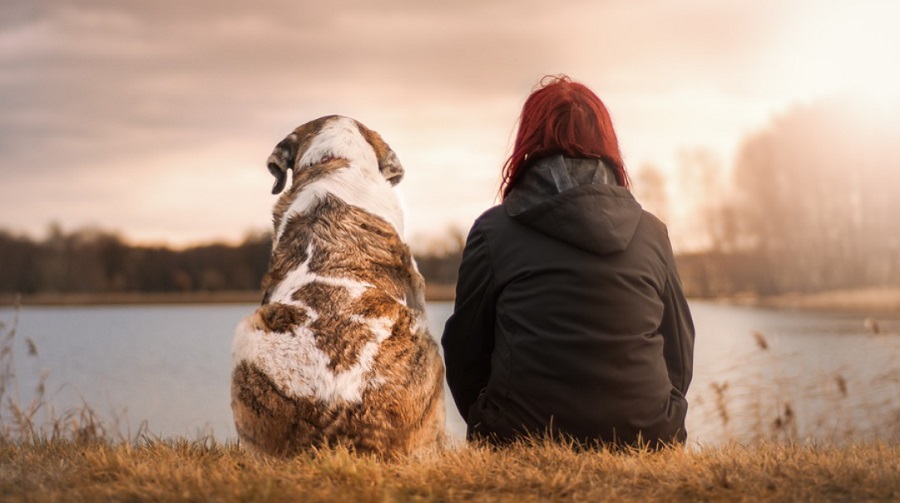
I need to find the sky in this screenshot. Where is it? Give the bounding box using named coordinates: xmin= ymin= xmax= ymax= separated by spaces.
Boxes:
xmin=2 ymin=0 xmax=899 ymax=250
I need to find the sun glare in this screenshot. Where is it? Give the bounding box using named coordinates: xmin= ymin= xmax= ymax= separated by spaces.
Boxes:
xmin=782 ymin=2 xmax=900 ymax=106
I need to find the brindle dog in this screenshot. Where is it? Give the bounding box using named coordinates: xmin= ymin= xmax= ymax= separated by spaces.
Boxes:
xmin=231 ymin=116 xmax=445 ymax=457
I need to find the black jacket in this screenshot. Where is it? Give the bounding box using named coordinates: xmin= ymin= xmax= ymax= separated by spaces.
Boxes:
xmin=441 ymin=155 xmax=694 ymax=446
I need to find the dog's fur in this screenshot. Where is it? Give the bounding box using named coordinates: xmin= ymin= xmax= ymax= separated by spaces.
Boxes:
xmin=231 ymin=115 xmax=445 ymax=457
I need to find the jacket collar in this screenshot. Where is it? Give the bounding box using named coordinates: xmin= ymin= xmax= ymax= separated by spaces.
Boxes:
xmin=505 ymin=154 xmax=618 ymax=217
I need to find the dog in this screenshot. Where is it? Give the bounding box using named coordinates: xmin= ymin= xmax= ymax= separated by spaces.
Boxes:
xmin=231 ymin=115 xmax=445 ymax=457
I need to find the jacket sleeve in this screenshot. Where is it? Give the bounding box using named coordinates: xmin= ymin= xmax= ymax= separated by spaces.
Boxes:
xmin=441 ymin=222 xmax=497 ymax=420
xmin=660 ymin=246 xmax=695 ymax=396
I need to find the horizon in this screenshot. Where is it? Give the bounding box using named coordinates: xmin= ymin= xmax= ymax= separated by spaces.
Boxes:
xmin=2 ymin=0 xmax=899 ymax=251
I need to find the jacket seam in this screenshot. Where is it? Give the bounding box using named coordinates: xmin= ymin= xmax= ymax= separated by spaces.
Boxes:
xmin=488 ymin=216 xmax=528 ymax=401
xmin=665 ymin=264 xmax=688 ymax=393
xmin=659 ymin=222 xmax=688 ymax=393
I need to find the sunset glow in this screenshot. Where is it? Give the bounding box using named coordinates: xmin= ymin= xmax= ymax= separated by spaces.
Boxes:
xmin=772 ymin=1 xmax=900 ymax=105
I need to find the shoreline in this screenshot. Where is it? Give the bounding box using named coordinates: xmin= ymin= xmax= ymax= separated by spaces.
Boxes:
xmin=3 ymin=286 xmax=898 ymax=314
xmin=711 ymin=286 xmax=900 ymax=316
xmin=0 ymin=284 xmax=459 ymax=307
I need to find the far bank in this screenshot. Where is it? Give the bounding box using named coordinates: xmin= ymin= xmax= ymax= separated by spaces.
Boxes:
xmin=2 ymin=286 xmax=900 ymax=315
xmin=0 ymin=284 xmax=458 ymax=307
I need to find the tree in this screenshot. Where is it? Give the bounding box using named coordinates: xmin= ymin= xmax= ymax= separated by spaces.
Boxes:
xmin=731 ymin=96 xmax=900 ymax=293
xmin=632 ymin=163 xmax=670 ymax=225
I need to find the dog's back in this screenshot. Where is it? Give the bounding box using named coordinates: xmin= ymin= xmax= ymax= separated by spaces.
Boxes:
xmin=231 ymin=116 xmax=444 ymax=457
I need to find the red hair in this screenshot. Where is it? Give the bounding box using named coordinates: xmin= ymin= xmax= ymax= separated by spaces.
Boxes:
xmin=501 ymin=75 xmax=629 ymax=199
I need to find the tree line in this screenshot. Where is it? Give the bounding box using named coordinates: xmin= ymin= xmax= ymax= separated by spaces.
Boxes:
xmin=0 ymin=225 xmax=464 ymax=296
xmin=669 ymin=95 xmax=900 ymax=297
xmin=0 ymin=226 xmax=271 ymax=295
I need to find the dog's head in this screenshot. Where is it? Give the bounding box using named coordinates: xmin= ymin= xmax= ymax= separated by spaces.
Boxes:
xmin=266 ymin=115 xmax=404 ymax=195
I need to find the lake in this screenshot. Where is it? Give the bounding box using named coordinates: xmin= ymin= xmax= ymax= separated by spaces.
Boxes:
xmin=1 ymin=301 xmax=898 ymax=446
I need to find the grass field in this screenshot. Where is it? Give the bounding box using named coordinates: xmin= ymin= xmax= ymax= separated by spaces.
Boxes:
xmin=1 ymin=437 xmax=899 ymax=502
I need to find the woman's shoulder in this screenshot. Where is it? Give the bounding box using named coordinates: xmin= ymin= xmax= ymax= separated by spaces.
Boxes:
xmin=460 ymin=205 xmax=523 ymax=251
xmin=468 ymin=204 xmax=510 ymax=232
xmin=635 ymin=208 xmax=671 ymax=240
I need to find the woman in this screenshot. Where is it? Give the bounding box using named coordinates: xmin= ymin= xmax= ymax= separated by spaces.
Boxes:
xmin=441 ymin=75 xmax=694 ymax=448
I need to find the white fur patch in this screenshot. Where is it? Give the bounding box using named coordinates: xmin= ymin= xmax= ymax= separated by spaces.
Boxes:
xmin=232 ymin=242 xmax=404 ymax=403
xmin=298 ymin=117 xmax=377 ymax=170
xmin=273 ymin=117 xmax=404 ymax=246
xmin=232 ymin=316 xmax=393 ymax=404
xmin=268 ymin=244 xmax=374 ymax=305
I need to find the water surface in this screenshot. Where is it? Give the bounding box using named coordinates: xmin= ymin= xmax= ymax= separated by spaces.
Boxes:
xmin=1 ymin=301 xmax=897 ymax=445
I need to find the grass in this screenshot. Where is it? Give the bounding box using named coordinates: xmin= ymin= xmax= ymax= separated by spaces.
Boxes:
xmin=686 ymin=317 xmax=900 ymax=445
xmin=1 ymin=438 xmax=899 ymax=502
xmin=1 ymin=300 xmax=900 ymax=501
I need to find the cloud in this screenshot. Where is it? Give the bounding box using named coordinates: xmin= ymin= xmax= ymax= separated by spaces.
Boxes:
xmin=2 ymin=0 xmax=891 ymax=244
xmin=2 ymin=1 xmax=784 ymax=134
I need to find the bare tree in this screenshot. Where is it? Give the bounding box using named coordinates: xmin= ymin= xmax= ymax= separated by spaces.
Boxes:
xmin=732 ymin=96 xmax=900 ymax=293
xmin=632 ymin=163 xmax=670 ymax=225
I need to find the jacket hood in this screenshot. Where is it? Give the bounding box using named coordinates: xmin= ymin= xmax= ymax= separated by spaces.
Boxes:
xmin=503 ymin=154 xmax=642 ymax=254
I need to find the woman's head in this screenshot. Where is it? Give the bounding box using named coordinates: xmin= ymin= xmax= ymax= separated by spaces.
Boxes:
xmin=500 ymin=75 xmax=628 ymax=199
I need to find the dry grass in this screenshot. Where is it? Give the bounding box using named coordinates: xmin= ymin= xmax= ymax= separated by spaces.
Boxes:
xmin=1 ymin=438 xmax=898 ymax=502
xmin=0 ymin=298 xmax=139 ymax=445
xmin=687 ymin=318 xmax=900 ymax=445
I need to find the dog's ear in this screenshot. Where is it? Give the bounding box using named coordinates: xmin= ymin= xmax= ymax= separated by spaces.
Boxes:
xmin=267 ymin=133 xmax=299 ymax=194
xmin=379 ymin=150 xmax=404 ymax=186
xmin=354 ymin=121 xmax=405 ymax=186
